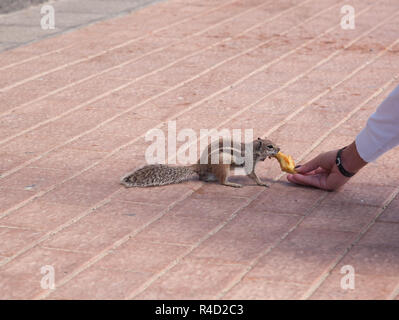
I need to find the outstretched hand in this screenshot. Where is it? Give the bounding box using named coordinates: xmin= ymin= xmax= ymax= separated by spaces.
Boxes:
xmin=286 ymin=142 xmax=367 ymax=191
xmin=286 ymin=150 xmax=349 ymax=191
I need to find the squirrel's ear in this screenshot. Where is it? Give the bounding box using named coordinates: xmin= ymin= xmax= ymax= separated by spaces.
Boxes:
xmin=254 ymin=139 xmax=262 ymax=150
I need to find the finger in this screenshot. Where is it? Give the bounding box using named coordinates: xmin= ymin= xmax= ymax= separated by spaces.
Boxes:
xmin=295 ymin=155 xmax=323 ymax=174
xmin=287 ymin=173 xmax=326 ymax=189
xmin=300 ymin=167 xmax=327 ymax=176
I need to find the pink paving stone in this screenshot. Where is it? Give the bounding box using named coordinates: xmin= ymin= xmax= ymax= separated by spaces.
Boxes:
xmin=0 ymin=273 xmax=44 ymax=299
xmin=168 ymin=194 xmax=246 ymax=221
xmin=0 ymin=167 xmax=73 ymax=193
xmin=0 ymin=111 xmax=46 ymax=140
xmin=321 ymin=183 xmax=396 ymax=208
xmin=241 ymin=181 xmax=326 ymax=216
xmin=0 ymin=227 xmax=43 ymax=257
xmin=94 ymin=240 xmax=189 ymax=273
xmin=309 ymin=271 xmax=399 ymax=300
xmin=41 ymin=200 xmax=164 ymax=253
xmin=39 ymin=184 xmax=113 ymax=208
xmin=0 ymin=0 xmax=398 ymax=300
xmin=357 ymin=222 xmax=399 ymax=248
xmin=350 ymin=163 xmax=399 ymax=188
xmin=300 ymin=202 xmax=379 ymax=233
xmin=223 ymin=278 xmax=309 ymax=300
xmin=78 ymin=158 xmax=142 ymax=185
xmin=378 ymin=195 xmax=399 ymax=223
xmin=135 ymin=213 xmax=222 ymax=246
xmin=92 ymin=84 xmax=168 ymax=109
xmin=37 ymin=167 xmax=123 ymax=204
xmin=94 ymin=113 xmax=161 ymax=138
xmin=30 ymin=148 xmax=108 ymax=171
xmin=135 ymin=259 xmax=246 ymax=299
xmin=0 ymin=246 xmax=92 ymax=299
xmin=272 ymin=226 xmax=358 ymax=256
xmin=0 ymin=199 xmax=87 ymax=232
xmin=187 ymin=211 xmax=300 ymax=265
xmin=0 ymin=53 xmax=80 ymax=89
xmin=46 ymin=268 xmax=153 ymax=300
xmin=0 ymin=134 xmax=62 ymax=157
xmin=247 ymin=248 xmax=340 ymax=285
xmin=0 ymin=188 xmax=35 ymax=212
xmin=191 ymin=181 xmax=265 ymax=200
xmin=0 ymin=153 xmax=30 ymax=172
xmin=335 ymin=245 xmax=399 ymax=278
xmin=65 ymin=132 xmax=135 ymax=153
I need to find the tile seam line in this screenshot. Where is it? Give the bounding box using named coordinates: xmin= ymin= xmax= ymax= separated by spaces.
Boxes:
xmin=0 ymin=3 xmax=389 ymax=221
xmin=217 ymin=72 xmax=399 ymax=299
xmin=0 ymin=0 xmax=237 ymax=70
xmin=0 ymin=197 xmax=113 ymax=268
xmin=0 ymin=3 xmax=390 ymax=226
xmin=299 ymin=149 xmax=399 ymax=300
xmin=31 ymin=185 xmax=204 ymax=300
xmin=304 ymin=183 xmax=399 ymax=300
xmin=142 ymin=65 xmax=399 ymax=299
xmin=0 ymin=0 xmax=242 ymax=90
xmin=0 ymin=0 xmax=333 ymax=148
xmin=167 ymin=8 xmax=399 ymax=162
xmin=214 ymin=193 xmax=330 ymax=299
xmin=35 ymin=40 xmax=399 ymax=299
xmin=129 ymin=74 xmax=399 ymax=299
xmin=0 ymin=1 xmax=375 ymax=179
xmin=0 ymin=44 xmax=75 ymax=71
xmin=0 ymin=0 xmax=275 ymax=92
xmin=0 ymin=1 xmax=393 ymax=277
xmin=0 ymin=0 xmax=310 ymax=119
xmin=0 ymin=0 xmax=316 ymax=142
xmin=0 ymin=0 xmax=180 ymax=55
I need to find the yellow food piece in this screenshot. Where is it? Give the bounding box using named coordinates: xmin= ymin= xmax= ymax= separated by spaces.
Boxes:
xmin=273 ymin=152 xmax=297 ymax=174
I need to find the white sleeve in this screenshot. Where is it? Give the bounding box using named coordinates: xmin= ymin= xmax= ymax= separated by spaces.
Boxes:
xmin=355 ymin=84 xmax=399 ymax=162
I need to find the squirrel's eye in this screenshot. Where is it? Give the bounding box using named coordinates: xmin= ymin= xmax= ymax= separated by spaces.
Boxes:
xmin=267 ymin=145 xmax=274 ymax=149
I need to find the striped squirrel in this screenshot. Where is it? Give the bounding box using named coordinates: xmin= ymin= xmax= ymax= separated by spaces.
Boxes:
xmin=121 ymin=137 xmax=280 ymax=188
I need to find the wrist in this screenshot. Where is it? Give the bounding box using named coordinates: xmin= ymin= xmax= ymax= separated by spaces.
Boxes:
xmin=341 ymin=141 xmax=367 ymax=174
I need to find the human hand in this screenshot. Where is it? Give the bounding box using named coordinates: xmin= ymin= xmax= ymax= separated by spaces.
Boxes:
xmin=286 ymin=150 xmax=348 ymax=191
xmin=286 ymin=142 xmax=367 ymax=191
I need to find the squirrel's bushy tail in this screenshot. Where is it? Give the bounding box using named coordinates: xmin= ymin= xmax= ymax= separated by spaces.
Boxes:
xmin=121 ymin=164 xmax=198 ymax=187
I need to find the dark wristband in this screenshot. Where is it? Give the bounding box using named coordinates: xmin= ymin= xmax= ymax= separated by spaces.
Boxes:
xmin=336 ymin=147 xmax=355 ymax=178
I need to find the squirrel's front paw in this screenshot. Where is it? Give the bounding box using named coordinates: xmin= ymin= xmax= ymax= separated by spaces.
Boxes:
xmin=259 ymin=182 xmax=270 ymax=187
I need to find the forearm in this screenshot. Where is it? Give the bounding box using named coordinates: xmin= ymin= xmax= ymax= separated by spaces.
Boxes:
xmin=341 ymin=141 xmax=368 ymax=173
xmin=355 ymin=84 xmax=399 ymax=162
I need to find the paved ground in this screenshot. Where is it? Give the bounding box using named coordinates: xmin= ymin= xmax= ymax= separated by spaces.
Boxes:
xmin=0 ymin=0 xmax=51 ymax=14
xmin=0 ymin=0 xmax=398 ymax=300
xmin=0 ymin=0 xmax=164 ymax=52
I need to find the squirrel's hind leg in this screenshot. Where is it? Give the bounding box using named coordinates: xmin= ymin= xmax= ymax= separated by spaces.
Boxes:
xmin=213 ymin=164 xmax=242 ymax=188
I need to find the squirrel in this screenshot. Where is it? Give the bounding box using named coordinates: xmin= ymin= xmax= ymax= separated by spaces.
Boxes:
xmin=120 ymin=137 xmax=280 ymax=188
